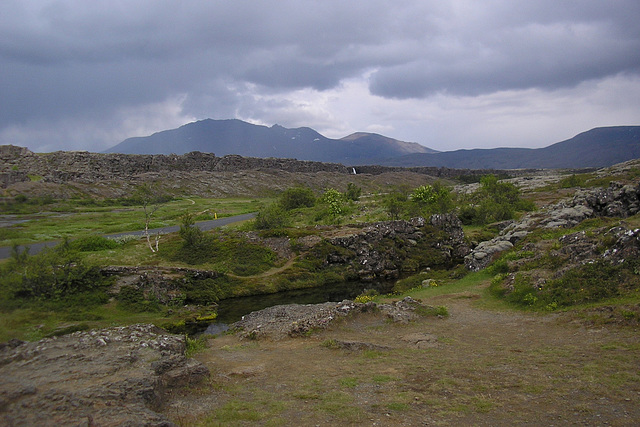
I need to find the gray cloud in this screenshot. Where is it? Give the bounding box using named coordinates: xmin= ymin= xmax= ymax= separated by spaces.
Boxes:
xmin=0 ymin=0 xmax=639 ymax=152
xmin=369 ymin=1 xmax=640 ymax=98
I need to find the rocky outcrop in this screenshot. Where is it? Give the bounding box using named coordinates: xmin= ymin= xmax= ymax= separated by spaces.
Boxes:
xmin=0 ymin=324 xmax=209 ymax=426
xmin=575 ymin=181 xmax=640 ymax=218
xmin=429 ymin=213 xmax=471 ymax=259
xmin=327 ymin=215 xmax=469 ymax=281
xmin=0 ymin=145 xmax=31 ymax=160
xmin=102 ymin=265 xmax=221 ymax=299
xmin=232 ymin=297 xmax=439 ymax=339
xmin=465 ymin=181 xmax=640 ymax=271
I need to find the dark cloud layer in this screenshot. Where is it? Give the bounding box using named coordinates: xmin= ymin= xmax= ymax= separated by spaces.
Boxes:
xmin=1 ymin=0 xmax=639 ymax=151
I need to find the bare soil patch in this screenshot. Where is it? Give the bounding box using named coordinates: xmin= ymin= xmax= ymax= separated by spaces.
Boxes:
xmin=163 ymin=288 xmax=640 ymax=426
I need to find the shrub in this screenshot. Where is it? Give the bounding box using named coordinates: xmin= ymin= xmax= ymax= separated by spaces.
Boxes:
xmin=254 ymin=204 xmax=289 ymax=230
xmin=108 ymin=234 xmax=139 ymax=245
xmin=541 ymin=261 xmax=628 ymax=307
xmin=559 ymin=174 xmax=588 ymax=188
xmin=185 ymin=335 xmax=208 ymax=357
xmin=0 ymin=243 xmax=109 ymax=307
xmin=345 ymin=183 xmax=362 ymax=201
xmin=179 ymin=212 xmax=206 ymax=248
xmin=181 ymin=275 xmax=240 ymax=304
xmin=70 ymin=235 xmax=119 ymax=252
xmin=411 ymin=182 xmax=454 ymax=215
xmin=321 ymin=188 xmax=346 ymax=218
xmin=279 ymin=186 xmax=316 ymax=210
xmin=117 ymin=285 xmax=159 ymax=312
xmin=490 ymin=259 xmax=640 ymax=310
xmin=459 ymin=175 xmax=535 ymax=225
xmin=354 ymin=289 xmax=379 ymax=304
xmin=412 ymin=185 xmax=437 ymax=204
xmin=383 ymin=191 xmax=408 ymax=220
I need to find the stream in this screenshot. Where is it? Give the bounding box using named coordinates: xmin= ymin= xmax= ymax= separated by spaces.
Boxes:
xmin=201 ymin=280 xmax=395 ymax=336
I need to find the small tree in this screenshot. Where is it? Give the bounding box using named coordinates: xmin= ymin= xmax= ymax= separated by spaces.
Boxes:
xmin=412 ymin=185 xmax=437 ymax=204
xmin=179 ymin=213 xmax=205 ymax=248
xmin=322 ymin=188 xmax=346 ymax=218
xmin=134 ymin=184 xmax=169 ymax=253
xmin=383 ymin=190 xmax=408 ymax=220
xmin=411 ymin=182 xmax=453 ymax=215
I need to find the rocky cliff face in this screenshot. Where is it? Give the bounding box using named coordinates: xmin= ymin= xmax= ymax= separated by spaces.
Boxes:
xmin=1 ymin=144 xmax=547 ymax=189
xmin=0 ymin=145 xmax=351 ymax=187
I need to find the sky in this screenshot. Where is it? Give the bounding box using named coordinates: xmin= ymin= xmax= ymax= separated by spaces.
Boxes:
xmin=1 ymin=0 xmax=639 ymax=153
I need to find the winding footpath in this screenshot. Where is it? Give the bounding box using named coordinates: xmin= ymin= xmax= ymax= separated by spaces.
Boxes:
xmin=0 ymin=212 xmax=257 ymax=259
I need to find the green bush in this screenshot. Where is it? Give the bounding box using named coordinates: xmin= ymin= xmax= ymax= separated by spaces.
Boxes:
xmin=459 ymin=175 xmax=535 ymax=225
xmin=117 ymin=285 xmax=159 ymax=312
xmin=0 ymin=243 xmax=110 ymax=308
xmin=181 ymin=275 xmax=241 ymax=304
xmin=279 ymin=187 xmax=316 ymax=210
xmin=321 ymin=188 xmax=346 ymax=218
xmin=559 ymin=174 xmax=588 ymax=188
xmin=70 ymin=236 xmax=119 ymax=252
xmin=542 ymin=261 xmax=629 ymax=307
xmin=254 ymin=204 xmax=290 ymax=230
xmin=168 ymin=232 xmax=277 ymax=275
xmin=411 ymin=182 xmax=454 ymax=215
xmin=345 ymin=183 xmax=362 ymax=201
xmin=179 ymin=212 xmax=206 ymax=248
xmin=14 ymin=194 xmax=28 ymax=203
xmin=185 ymin=335 xmax=208 ymax=357
xmin=490 ymin=259 xmax=640 ymax=310
xmin=383 ymin=190 xmax=408 ymax=220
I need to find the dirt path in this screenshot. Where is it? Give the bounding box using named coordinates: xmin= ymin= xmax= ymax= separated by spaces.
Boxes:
xmin=162 ymin=288 xmax=640 ymax=426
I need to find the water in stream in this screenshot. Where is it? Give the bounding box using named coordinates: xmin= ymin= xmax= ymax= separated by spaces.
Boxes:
xmin=202 ymin=280 xmax=394 ymax=335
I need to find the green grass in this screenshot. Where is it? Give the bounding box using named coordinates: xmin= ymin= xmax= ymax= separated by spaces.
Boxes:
xmin=391 ymin=269 xmax=493 ymax=300
xmin=372 ymin=374 xmax=397 ymax=383
xmin=0 ymin=197 xmax=264 ymax=246
xmin=338 ymin=377 xmax=359 ymax=388
xmin=201 ymin=392 xmax=287 ymax=425
xmin=185 ymin=335 xmax=209 ymax=357
xmin=314 ymin=391 xmax=364 ymax=422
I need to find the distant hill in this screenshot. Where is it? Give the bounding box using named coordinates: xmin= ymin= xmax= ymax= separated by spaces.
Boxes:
xmin=340 ymin=132 xmax=438 ymax=156
xmin=381 ymin=126 xmax=640 ymax=169
xmin=105 ymin=119 xmax=434 ymax=164
xmin=106 ymin=121 xmax=640 ymax=169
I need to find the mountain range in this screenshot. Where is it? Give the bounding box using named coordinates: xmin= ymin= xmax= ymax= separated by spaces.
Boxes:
xmin=106 ymin=119 xmax=436 ymax=165
xmin=106 ymin=119 xmax=640 ymax=169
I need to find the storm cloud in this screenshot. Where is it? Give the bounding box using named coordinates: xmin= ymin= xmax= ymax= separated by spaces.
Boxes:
xmin=1 ymin=0 xmax=639 ymax=152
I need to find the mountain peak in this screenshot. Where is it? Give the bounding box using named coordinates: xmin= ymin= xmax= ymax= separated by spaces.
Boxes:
xmin=340 ymin=132 xmax=438 ymax=155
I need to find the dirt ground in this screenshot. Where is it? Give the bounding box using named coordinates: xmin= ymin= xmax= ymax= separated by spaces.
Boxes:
xmin=163 ymin=287 xmax=640 ymax=426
